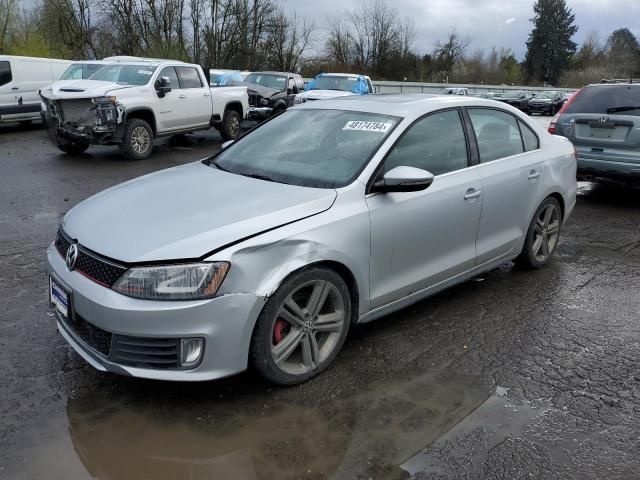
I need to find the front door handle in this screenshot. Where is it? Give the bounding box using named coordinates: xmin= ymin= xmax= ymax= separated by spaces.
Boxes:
xmin=11 ymin=87 xmax=18 ymax=90
xmin=203 ymin=92 xmax=210 ymax=97
xmin=528 ymin=170 xmax=541 ymax=180
xmin=178 ymin=94 xmax=187 ymax=99
xmin=464 ymin=189 xmax=482 ymax=200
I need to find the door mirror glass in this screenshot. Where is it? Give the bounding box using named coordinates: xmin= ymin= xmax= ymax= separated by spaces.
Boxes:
xmin=373 ymin=166 xmax=434 ymax=193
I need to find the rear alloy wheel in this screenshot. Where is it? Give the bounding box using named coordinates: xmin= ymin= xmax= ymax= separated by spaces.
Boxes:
xmin=220 ymin=109 xmax=241 ymax=141
xmin=119 ymin=118 xmax=153 ymax=160
xmin=251 ymin=268 xmax=351 ymax=385
xmin=518 ymin=198 xmax=562 ymax=268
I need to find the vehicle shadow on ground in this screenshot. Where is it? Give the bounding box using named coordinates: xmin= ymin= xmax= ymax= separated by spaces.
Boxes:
xmin=578 ymin=181 xmax=640 ymax=208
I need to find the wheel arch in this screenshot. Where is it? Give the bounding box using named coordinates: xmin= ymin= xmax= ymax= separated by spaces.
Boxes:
xmin=124 ymin=108 xmax=157 ymax=135
xmin=267 ymin=260 xmax=361 ymax=327
xmin=224 ymin=101 xmax=244 ymax=119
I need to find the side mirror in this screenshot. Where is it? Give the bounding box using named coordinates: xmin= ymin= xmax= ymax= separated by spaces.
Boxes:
xmin=157 ymin=76 xmax=172 ymax=98
xmin=221 ymin=140 xmax=235 ymax=149
xmin=372 ymin=166 xmax=434 ymax=193
xmin=292 ymin=85 xmax=299 ymax=94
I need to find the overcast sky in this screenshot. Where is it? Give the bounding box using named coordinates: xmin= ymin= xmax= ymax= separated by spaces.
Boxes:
xmin=281 ymin=0 xmax=640 ymax=60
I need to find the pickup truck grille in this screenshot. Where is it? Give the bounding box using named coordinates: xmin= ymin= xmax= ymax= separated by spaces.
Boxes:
xmin=59 ymin=99 xmax=95 ymax=124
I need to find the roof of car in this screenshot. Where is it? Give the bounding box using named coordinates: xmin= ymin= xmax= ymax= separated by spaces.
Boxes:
xmin=296 ymin=93 xmax=521 ymax=118
xmin=318 ymin=73 xmax=370 ymax=78
xmin=248 ymin=71 xmax=300 ymax=76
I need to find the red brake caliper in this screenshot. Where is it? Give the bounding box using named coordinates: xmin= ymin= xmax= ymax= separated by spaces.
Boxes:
xmin=273 ymin=319 xmax=287 ymax=344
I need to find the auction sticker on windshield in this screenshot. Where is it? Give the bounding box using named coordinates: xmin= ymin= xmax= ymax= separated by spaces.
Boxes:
xmin=49 ymin=277 xmax=69 ymax=319
xmin=343 ymin=121 xmax=393 ymax=132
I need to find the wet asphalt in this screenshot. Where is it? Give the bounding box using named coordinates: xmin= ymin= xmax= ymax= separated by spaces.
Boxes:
xmin=1 ymin=118 xmax=639 ymax=480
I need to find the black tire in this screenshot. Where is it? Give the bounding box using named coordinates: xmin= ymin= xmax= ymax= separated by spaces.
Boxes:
xmin=250 ymin=267 xmax=352 ymax=385
xmin=119 ymin=118 xmax=153 ymax=160
xmin=220 ymin=109 xmax=241 ymax=141
xmin=57 ymin=141 xmax=89 ymax=155
xmin=517 ymin=197 xmax=563 ymax=269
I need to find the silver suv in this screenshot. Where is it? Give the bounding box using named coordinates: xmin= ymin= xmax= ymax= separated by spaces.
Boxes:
xmin=550 ymin=83 xmax=640 ymax=187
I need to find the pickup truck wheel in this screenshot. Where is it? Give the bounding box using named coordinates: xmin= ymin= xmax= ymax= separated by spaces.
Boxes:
xmin=57 ymin=141 xmax=89 ymax=155
xmin=119 ymin=118 xmax=153 ymax=160
xmin=220 ymin=110 xmax=241 ymax=141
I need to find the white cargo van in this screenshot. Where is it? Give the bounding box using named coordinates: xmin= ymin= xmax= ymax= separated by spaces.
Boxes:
xmin=0 ymin=55 xmax=73 ymax=125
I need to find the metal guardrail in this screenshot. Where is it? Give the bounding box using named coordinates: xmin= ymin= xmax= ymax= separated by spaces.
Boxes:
xmin=370 ymin=81 xmax=575 ymax=95
xmin=303 ymin=79 xmax=575 ymax=95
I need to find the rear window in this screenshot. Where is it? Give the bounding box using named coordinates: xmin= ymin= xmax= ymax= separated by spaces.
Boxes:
xmin=565 ymin=85 xmax=640 ymax=116
xmin=176 ymin=66 xmax=203 ymax=88
xmin=0 ymin=61 xmax=12 ymax=86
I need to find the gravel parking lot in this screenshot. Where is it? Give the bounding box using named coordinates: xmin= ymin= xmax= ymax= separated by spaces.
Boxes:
xmin=1 ymin=116 xmax=640 ymax=479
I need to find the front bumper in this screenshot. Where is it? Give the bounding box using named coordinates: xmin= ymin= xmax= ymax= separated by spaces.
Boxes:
xmin=46 ymin=245 xmax=266 ymax=381
xmin=248 ymin=106 xmax=273 ymax=120
xmin=528 ymin=104 xmax=551 ymax=113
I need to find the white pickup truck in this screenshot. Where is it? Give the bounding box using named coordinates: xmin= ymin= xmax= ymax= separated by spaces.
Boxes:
xmin=40 ymin=60 xmax=248 ymax=159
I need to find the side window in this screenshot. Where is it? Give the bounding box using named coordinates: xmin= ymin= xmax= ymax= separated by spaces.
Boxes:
xmin=384 ymin=109 xmax=469 ymax=176
xmin=295 ymin=76 xmax=304 ymax=91
xmin=518 ymin=119 xmax=539 ymax=152
xmin=176 ymin=66 xmax=203 ymax=88
xmin=367 ymin=79 xmax=374 ymax=93
xmin=0 ymin=61 xmax=12 ymax=86
xmin=468 ymin=109 xmax=524 ymax=162
xmin=157 ymin=66 xmax=180 ymax=89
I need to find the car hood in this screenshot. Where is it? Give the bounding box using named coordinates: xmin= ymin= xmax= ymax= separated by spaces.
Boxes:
xmin=531 ymin=98 xmax=552 ymax=103
xmin=62 ymin=162 xmax=337 ymax=263
xmin=231 ymin=81 xmax=282 ymax=99
xmin=298 ymin=90 xmax=355 ymax=100
xmin=40 ymin=80 xmax=136 ymax=99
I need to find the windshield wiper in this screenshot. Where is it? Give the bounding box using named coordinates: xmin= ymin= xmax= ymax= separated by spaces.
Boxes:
xmin=607 ymin=106 xmax=640 ymax=113
xmin=241 ymin=173 xmax=276 ymax=182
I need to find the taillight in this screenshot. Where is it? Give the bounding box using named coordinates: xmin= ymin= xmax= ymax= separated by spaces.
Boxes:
xmin=573 ymin=145 xmax=579 ymax=161
xmin=548 ymin=87 xmax=585 ymax=135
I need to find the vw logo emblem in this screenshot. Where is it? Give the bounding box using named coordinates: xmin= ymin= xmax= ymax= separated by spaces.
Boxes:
xmin=65 ymin=243 xmax=78 ymax=271
xmin=600 ymin=116 xmax=609 ymax=124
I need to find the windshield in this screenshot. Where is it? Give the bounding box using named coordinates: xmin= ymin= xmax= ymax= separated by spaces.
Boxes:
xmin=536 ymin=92 xmax=556 ymax=100
xmin=312 ymin=76 xmax=359 ymax=92
xmin=564 ymin=85 xmax=640 ymax=116
xmin=88 ymin=65 xmax=157 ymax=85
xmin=243 ymin=73 xmax=287 ymax=90
xmin=208 ymin=109 xmax=400 ymax=188
xmin=60 ymin=63 xmax=105 ymax=80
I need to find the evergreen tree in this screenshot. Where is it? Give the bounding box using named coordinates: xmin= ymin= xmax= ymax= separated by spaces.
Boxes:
xmin=606 ymin=28 xmax=640 ymax=79
xmin=524 ymin=0 xmax=578 ymax=85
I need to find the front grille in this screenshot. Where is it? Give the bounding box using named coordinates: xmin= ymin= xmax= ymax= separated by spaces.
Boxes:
xmin=55 ymin=229 xmax=127 ymax=287
xmin=63 ymin=314 xmax=113 ymax=356
xmin=59 ymin=99 xmax=95 ymax=124
xmin=248 ymin=93 xmax=260 ymax=107
xmin=111 ymin=336 xmax=181 ymax=369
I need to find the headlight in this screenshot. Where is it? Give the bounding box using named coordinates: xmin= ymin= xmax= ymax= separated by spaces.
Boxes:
xmin=260 ymin=98 xmax=270 ymax=106
xmin=112 ymin=262 xmax=229 ymax=300
xmin=294 ymin=95 xmax=303 ymax=105
xmin=93 ymin=96 xmax=117 ymax=104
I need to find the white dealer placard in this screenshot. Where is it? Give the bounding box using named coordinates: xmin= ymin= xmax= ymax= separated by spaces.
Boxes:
xmin=343 ymin=121 xmax=393 ymax=133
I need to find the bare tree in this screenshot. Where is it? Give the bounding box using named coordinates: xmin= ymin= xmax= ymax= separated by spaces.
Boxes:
xmin=264 ymin=9 xmax=313 ymax=72
xmin=433 ymin=29 xmax=470 ymax=80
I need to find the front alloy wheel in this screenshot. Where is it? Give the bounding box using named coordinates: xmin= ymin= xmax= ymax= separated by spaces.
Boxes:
xmin=518 ymin=197 xmax=562 ymax=268
xmin=251 ymin=268 xmax=351 ymax=385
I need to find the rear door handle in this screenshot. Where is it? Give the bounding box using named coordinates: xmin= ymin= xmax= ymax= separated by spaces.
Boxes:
xmin=178 ymin=94 xmax=187 ymax=99
xmin=528 ymin=170 xmax=541 ymax=180
xmin=203 ymin=92 xmax=210 ymax=97
xmin=11 ymin=87 xmax=18 ymax=90
xmin=464 ymin=189 xmax=482 ymax=200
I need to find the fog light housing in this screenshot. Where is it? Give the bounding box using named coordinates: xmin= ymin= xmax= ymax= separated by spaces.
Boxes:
xmin=180 ymin=338 xmax=204 ymax=368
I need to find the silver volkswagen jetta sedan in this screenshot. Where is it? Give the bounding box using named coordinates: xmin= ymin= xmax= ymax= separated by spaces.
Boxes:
xmin=47 ymin=94 xmax=577 ymax=385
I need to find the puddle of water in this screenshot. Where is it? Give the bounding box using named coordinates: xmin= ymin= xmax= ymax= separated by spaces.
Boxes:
xmin=5 ymin=371 xmax=490 ymax=480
